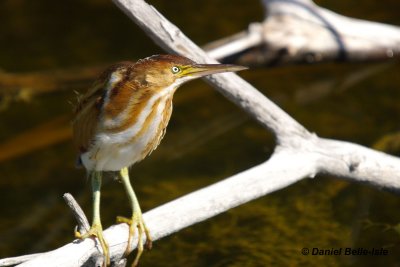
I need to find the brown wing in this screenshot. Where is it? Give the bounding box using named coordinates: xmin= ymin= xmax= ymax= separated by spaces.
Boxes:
xmin=72 ymin=61 xmax=137 ymax=154
xmin=72 ymin=79 xmax=105 ymax=154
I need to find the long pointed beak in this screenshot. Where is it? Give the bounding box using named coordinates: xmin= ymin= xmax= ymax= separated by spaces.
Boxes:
xmin=183 ymin=64 xmax=248 ymax=78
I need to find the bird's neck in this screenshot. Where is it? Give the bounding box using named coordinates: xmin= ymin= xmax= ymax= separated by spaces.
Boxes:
xmin=101 ymin=81 xmax=178 ymax=133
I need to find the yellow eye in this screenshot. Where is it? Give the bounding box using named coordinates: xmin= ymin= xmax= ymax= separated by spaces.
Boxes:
xmin=171 ymin=66 xmax=181 ymax=74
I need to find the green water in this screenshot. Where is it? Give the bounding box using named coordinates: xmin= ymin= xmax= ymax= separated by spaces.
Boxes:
xmin=1 ymin=0 xmax=400 ymax=266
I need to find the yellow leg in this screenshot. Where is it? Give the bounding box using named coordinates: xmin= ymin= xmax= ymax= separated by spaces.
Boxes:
xmin=116 ymin=167 xmax=152 ymax=267
xmin=75 ymin=171 xmax=110 ymax=267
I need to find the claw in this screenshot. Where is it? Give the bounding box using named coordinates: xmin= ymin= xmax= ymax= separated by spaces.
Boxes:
xmin=76 ymin=224 xmax=110 ymax=267
xmin=118 ymin=167 xmax=152 ymax=266
xmin=116 ymin=215 xmax=152 ymax=266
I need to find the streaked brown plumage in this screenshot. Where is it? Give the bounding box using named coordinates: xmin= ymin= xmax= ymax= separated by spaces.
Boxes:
xmin=72 ymin=54 xmax=247 ymax=266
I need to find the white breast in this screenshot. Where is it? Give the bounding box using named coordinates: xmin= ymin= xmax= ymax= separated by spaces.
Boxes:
xmin=81 ymin=83 xmax=178 ymax=171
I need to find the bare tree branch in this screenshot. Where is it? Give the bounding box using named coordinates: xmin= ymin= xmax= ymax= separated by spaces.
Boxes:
xmin=8 ymin=154 xmax=314 ymax=267
xmin=112 ymin=0 xmax=309 ymax=143
xmin=63 ymin=193 xmax=90 ymax=235
xmin=205 ymin=0 xmax=400 ymax=65
xmin=0 ymin=254 xmax=42 ymax=267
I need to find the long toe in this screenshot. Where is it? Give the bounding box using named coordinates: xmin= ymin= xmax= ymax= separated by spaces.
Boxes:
xmin=116 ymin=215 xmax=152 ymax=266
xmin=76 ymin=224 xmax=110 ymax=267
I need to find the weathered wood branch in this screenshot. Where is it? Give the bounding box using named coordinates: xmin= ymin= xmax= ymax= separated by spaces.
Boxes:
xmin=2 ymin=0 xmax=400 ymax=266
xmin=112 ymin=0 xmax=309 ymax=143
xmin=0 ymin=255 xmax=41 ymax=267
xmin=1 ymin=152 xmax=316 ymax=267
xmin=4 ymin=142 xmax=400 ymax=266
xmin=63 ymin=193 xmax=90 ymax=235
xmin=205 ymin=0 xmax=400 ymax=66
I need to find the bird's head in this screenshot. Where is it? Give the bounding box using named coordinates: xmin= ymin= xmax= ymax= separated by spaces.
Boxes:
xmin=72 ymin=55 xmax=247 ymax=158
xmin=132 ymin=54 xmax=247 ymax=89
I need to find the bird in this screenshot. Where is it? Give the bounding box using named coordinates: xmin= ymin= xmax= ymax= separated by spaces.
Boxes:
xmin=72 ymin=54 xmax=247 ymax=266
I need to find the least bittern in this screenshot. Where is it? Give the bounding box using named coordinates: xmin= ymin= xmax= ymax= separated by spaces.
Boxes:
xmin=72 ymin=54 xmax=247 ymax=266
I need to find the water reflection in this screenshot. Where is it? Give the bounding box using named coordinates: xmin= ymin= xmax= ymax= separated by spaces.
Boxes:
xmin=0 ymin=0 xmax=400 ymax=266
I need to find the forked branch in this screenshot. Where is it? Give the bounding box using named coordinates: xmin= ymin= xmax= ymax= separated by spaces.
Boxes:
xmin=205 ymin=0 xmax=400 ymax=65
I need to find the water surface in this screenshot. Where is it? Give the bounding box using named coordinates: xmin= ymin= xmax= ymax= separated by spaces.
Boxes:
xmin=0 ymin=0 xmax=400 ymax=266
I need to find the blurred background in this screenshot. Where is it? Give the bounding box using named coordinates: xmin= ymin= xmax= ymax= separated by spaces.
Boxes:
xmin=1 ymin=0 xmax=400 ymax=266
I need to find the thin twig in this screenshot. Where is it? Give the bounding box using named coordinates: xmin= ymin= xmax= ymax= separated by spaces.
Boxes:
xmin=63 ymin=193 xmax=90 ymax=235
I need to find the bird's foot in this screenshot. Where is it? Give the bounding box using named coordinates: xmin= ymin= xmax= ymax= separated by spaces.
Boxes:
xmin=116 ymin=214 xmax=152 ymax=267
xmin=75 ymin=224 xmax=110 ymax=267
